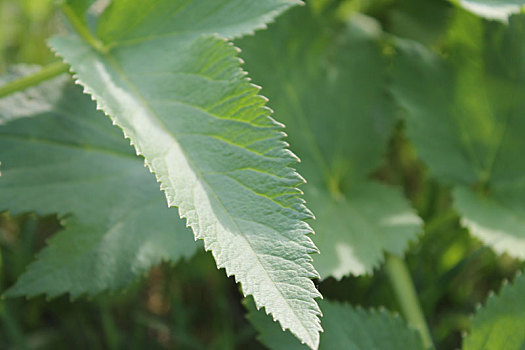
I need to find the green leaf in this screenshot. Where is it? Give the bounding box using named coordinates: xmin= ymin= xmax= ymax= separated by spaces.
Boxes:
xmin=463 ymin=272 xmax=525 ymax=349
xmin=246 ymin=298 xmax=425 ymax=350
xmin=97 ymin=0 xmax=302 ymax=41
xmin=386 ymin=0 xmax=451 ymax=46
xmin=66 ymin=0 xmax=96 ymax=22
xmin=455 ymin=0 xmax=525 ymax=21
xmin=454 ymin=187 xmax=525 ymax=258
xmin=237 ymin=7 xmax=421 ymax=279
xmin=309 ymin=183 xmax=423 ymax=278
xmin=391 ymin=15 xmax=525 ymax=259
xmin=0 ymin=71 xmax=199 ymax=298
xmin=0 ymin=66 xmax=67 ymax=125
xmin=50 ymin=1 xmax=321 ymax=348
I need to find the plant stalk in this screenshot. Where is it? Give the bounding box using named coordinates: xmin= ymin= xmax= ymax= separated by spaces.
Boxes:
xmin=0 ymin=61 xmax=69 ymax=98
xmin=60 ymin=2 xmax=108 ymax=53
xmin=385 ymin=253 xmax=434 ymax=349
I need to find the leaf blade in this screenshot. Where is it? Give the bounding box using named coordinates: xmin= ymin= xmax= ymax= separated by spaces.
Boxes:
xmin=456 ymin=0 xmax=525 ymax=21
xmin=237 ymin=7 xmax=422 ymax=278
xmin=50 ymin=1 xmax=322 ymax=347
xmin=391 ymin=15 xmax=525 ymax=259
xmin=246 ymin=298 xmax=425 ymax=350
xmin=97 ymin=0 xmax=302 ymax=42
xmin=0 ymin=72 xmax=199 ymax=297
xmin=463 ymin=273 xmax=525 ymax=350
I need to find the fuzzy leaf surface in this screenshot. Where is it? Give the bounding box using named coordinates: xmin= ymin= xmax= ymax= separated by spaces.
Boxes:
xmin=463 ymin=273 xmax=525 ymax=349
xmin=246 ymin=298 xmax=424 ymax=350
xmin=391 ymin=15 xmax=525 ymax=259
xmin=0 ymin=72 xmax=198 ymax=298
xmin=237 ymin=7 xmax=421 ymax=279
xmin=50 ymin=0 xmax=322 ymax=348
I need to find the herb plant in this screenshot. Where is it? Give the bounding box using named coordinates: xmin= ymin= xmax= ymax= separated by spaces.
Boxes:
xmin=0 ymin=0 xmax=524 ymax=349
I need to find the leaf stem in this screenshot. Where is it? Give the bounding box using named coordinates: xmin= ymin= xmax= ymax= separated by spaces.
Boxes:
xmin=59 ymin=2 xmax=108 ymax=53
xmin=385 ymin=253 xmax=434 ymax=349
xmin=0 ymin=303 xmax=28 ymax=350
xmin=0 ymin=61 xmax=69 ymax=98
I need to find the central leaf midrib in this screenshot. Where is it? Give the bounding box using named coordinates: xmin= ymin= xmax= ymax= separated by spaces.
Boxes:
xmin=98 ymin=47 xmax=314 ymax=342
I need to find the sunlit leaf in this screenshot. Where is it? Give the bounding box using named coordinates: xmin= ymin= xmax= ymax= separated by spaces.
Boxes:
xmin=49 ymin=1 xmax=322 ymax=347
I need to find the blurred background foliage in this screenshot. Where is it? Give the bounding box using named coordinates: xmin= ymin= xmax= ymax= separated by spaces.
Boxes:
xmin=0 ymin=0 xmax=523 ymax=349
xmin=0 ymin=0 xmax=58 ymax=72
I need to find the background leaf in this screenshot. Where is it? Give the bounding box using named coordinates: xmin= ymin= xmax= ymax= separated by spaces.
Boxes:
xmin=97 ymin=0 xmax=302 ymax=41
xmin=50 ymin=0 xmax=322 ymax=348
xmin=0 ymin=71 xmax=199 ymax=298
xmin=454 ymin=0 xmax=525 ymax=21
xmin=391 ymin=13 xmax=525 ymax=259
xmin=0 ymin=66 xmax=66 ymax=125
xmin=246 ymin=298 xmax=425 ymax=350
xmin=463 ymin=272 xmax=525 ymax=349
xmin=237 ymin=6 xmax=422 ymax=279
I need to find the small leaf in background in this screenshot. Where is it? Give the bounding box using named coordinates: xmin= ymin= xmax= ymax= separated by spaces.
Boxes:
xmin=50 ymin=0 xmax=322 ymax=348
xmin=463 ymin=272 xmax=525 ymax=349
xmin=391 ymin=13 xmax=525 ymax=260
xmin=237 ymin=6 xmax=421 ymax=279
xmin=386 ymin=0 xmax=452 ymax=46
xmin=455 ymin=0 xmax=525 ymax=21
xmin=0 ymin=70 xmax=198 ymax=298
xmin=246 ymin=298 xmax=425 ymax=350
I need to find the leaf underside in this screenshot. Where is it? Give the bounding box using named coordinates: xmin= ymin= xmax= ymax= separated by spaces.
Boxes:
xmin=50 ymin=0 xmax=322 ymax=348
xmin=237 ymin=7 xmax=421 ymax=279
xmin=0 ymin=69 xmax=199 ymax=298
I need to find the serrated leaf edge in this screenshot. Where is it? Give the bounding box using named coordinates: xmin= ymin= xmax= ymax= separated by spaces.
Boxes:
xmin=49 ymin=33 xmax=322 ymax=349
